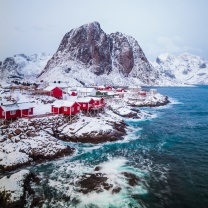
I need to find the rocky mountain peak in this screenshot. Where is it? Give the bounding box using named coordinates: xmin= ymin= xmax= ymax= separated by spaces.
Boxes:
xmin=38 ymin=22 xmax=159 ymax=85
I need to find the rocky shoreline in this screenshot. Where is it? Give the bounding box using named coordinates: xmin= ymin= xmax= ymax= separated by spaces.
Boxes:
xmin=0 ymin=95 xmax=170 ymax=171
xmin=54 ymin=120 xmax=128 ymax=144
xmin=0 ymin=95 xmax=170 ymax=207
xmin=128 ymin=96 xmax=170 ymax=107
xmin=0 ymin=115 xmax=76 ymax=172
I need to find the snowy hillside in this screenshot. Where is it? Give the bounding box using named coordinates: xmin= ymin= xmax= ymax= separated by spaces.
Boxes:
xmin=38 ymin=22 xmax=160 ymax=86
xmin=0 ymin=53 xmax=51 ymax=82
xmin=152 ymin=53 xmax=208 ymax=84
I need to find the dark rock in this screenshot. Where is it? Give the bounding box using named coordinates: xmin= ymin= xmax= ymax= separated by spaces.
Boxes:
xmin=14 ymin=128 xmax=22 ymax=135
xmin=94 ymin=166 xmax=102 ymax=171
xmin=78 ymin=173 xmax=112 ymax=194
xmin=55 ymin=120 xmax=127 ymax=144
xmin=112 ymin=186 xmax=122 ymax=194
xmin=200 ymin=63 xmax=206 ymax=68
xmin=110 ymin=32 xmax=134 ymax=75
xmin=122 ymin=172 xmax=140 ymax=186
xmin=8 ymin=134 xmax=12 ymax=139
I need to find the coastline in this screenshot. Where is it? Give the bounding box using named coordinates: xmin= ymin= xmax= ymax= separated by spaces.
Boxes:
xmin=0 ymin=91 xmax=170 ymax=207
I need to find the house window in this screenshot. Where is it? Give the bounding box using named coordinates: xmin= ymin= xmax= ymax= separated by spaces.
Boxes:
xmin=29 ymin=108 xmax=32 ymax=113
xmin=10 ymin=110 xmax=16 ymax=115
xmin=77 ymin=106 xmax=80 ymax=110
xmin=2 ymin=111 xmax=5 ymax=116
xmin=71 ymin=107 xmax=74 ymax=112
xmin=64 ymin=107 xmax=67 ymax=111
xmin=83 ymin=104 xmax=86 ymax=107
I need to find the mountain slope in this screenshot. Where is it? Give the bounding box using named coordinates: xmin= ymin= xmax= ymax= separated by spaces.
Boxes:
xmin=38 ymin=22 xmax=159 ymax=86
xmin=0 ymin=53 xmax=51 ymax=81
xmin=152 ymin=53 xmax=208 ymax=84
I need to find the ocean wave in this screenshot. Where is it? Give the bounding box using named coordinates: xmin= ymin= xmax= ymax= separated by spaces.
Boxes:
xmin=34 ymin=158 xmax=148 ymax=208
xmin=168 ymin=97 xmax=183 ymax=105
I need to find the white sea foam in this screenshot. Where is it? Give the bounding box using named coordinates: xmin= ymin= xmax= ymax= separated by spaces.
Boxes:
xmin=169 ymin=97 xmax=183 ymax=105
xmin=43 ymin=158 xmax=148 ymax=208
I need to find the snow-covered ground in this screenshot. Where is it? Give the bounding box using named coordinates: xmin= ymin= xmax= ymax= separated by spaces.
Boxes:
xmin=0 ymin=116 xmax=73 ymax=170
xmin=0 ymin=53 xmax=51 ymax=83
xmin=124 ymin=90 xmax=169 ymax=107
xmin=0 ymin=170 xmax=30 ymax=204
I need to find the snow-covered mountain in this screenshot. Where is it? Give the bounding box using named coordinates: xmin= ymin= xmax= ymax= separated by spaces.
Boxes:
xmin=38 ymin=22 xmax=160 ymax=86
xmin=0 ymin=53 xmax=51 ymax=81
xmin=152 ymin=53 xmax=208 ymax=84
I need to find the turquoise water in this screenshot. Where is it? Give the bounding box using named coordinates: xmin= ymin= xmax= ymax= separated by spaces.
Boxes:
xmin=28 ymin=86 xmax=208 ymax=208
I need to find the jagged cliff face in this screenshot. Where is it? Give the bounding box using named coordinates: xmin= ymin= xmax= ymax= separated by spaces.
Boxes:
xmin=39 ymin=22 xmax=159 ymax=85
xmin=43 ymin=22 xmax=112 ymax=76
xmin=110 ymin=32 xmax=134 ymax=76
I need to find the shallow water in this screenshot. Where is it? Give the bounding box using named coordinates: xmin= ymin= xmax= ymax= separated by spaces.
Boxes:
xmin=9 ymin=86 xmax=208 ymax=207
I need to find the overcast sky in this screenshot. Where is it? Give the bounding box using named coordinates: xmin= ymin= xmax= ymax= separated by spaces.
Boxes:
xmin=0 ymin=0 xmax=208 ymax=62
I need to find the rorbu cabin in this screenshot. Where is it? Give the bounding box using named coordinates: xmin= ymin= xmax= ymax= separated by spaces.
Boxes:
xmin=95 ymin=86 xmax=105 ymax=91
xmin=44 ymin=86 xmax=63 ymax=99
xmin=116 ymin=88 xmax=125 ymax=93
xmin=95 ymin=91 xmax=108 ymax=97
xmin=76 ymin=97 xmax=95 ymax=111
xmin=71 ymin=91 xmax=77 ymax=96
xmin=138 ymin=91 xmax=147 ymax=96
xmin=18 ymin=103 xmax=34 ymax=117
xmin=51 ymin=100 xmax=80 ymax=115
xmin=0 ymin=102 xmax=34 ymax=120
xmin=76 ymin=87 xmax=97 ymax=97
xmin=105 ymin=86 xmax=113 ymax=91
xmin=91 ymin=97 xmax=105 ymax=109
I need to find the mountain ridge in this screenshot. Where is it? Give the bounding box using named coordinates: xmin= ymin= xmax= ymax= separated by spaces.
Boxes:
xmin=38 ymin=21 xmax=160 ymax=86
xmin=152 ymin=52 xmax=208 ymax=84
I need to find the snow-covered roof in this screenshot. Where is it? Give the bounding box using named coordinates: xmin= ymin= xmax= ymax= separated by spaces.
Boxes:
xmin=62 ymin=101 xmax=77 ymax=107
xmin=107 ymin=92 xmax=115 ymax=96
xmin=96 ymin=85 xmax=105 ymax=88
xmin=17 ymin=102 xmax=34 ymax=110
xmin=1 ymin=103 xmax=19 ymax=111
xmin=76 ymin=97 xmax=94 ymax=103
xmin=77 ymin=87 xmax=95 ymax=93
xmin=1 ymin=102 xmax=33 ymax=111
xmin=51 ymin=100 xmax=77 ymax=108
xmin=44 ymin=85 xmax=61 ymax=91
xmin=89 ymin=97 xmax=102 ymax=101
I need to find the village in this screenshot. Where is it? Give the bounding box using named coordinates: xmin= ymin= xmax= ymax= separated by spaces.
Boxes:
xmin=0 ymin=81 xmax=169 ymax=171
xmin=0 ymin=82 xmax=170 ymax=207
xmin=0 ymin=81 xmax=166 ymax=124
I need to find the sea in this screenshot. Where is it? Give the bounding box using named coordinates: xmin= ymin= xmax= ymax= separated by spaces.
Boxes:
xmin=26 ymin=85 xmax=208 ymax=207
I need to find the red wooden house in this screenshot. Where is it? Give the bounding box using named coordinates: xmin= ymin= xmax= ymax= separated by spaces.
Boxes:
xmin=95 ymin=86 xmax=105 ymax=91
xmin=105 ymin=86 xmax=113 ymax=91
xmin=116 ymin=88 xmax=125 ymax=93
xmin=0 ymin=102 xmax=34 ymax=120
xmin=44 ymin=86 xmax=63 ymax=98
xmin=96 ymin=86 xmax=113 ymax=91
xmin=91 ymin=97 xmax=106 ymax=109
xmin=138 ymin=91 xmax=147 ymax=96
xmin=18 ymin=103 xmax=34 ymax=117
xmin=76 ymin=97 xmax=95 ymax=111
xmin=51 ymin=100 xmax=80 ymax=115
xmin=71 ymin=91 xmax=77 ymax=96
